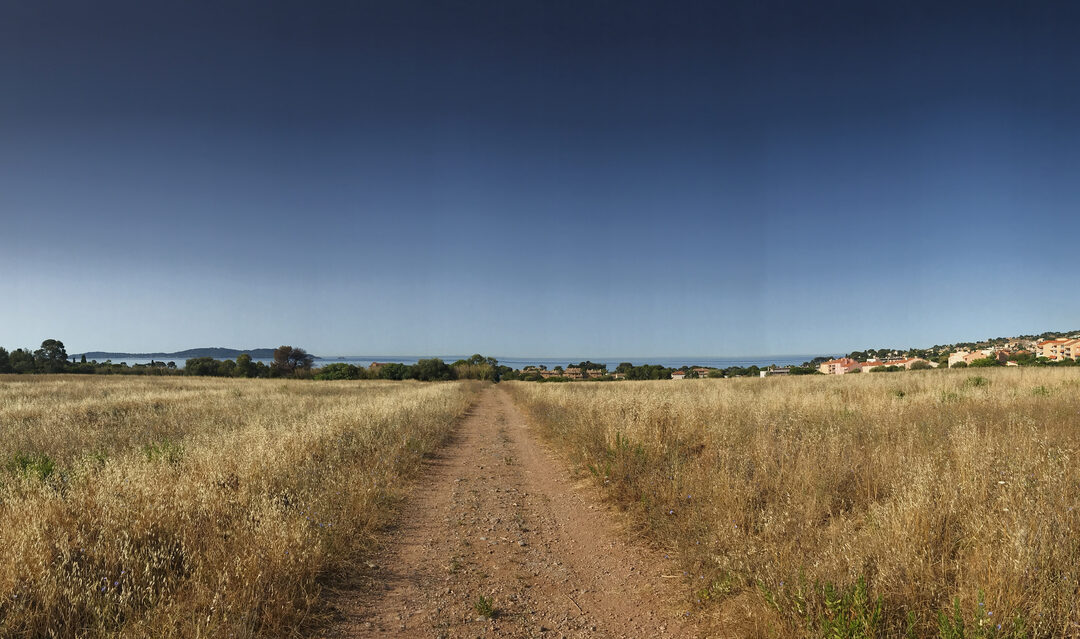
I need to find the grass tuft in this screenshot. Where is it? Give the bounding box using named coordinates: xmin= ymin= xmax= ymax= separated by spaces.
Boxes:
xmin=473 ymin=594 xmax=496 ymax=618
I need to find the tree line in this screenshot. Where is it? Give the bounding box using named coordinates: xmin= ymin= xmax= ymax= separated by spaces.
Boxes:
xmin=0 ymin=341 xmax=319 ymax=378
xmin=0 ymin=340 xmax=519 ymax=381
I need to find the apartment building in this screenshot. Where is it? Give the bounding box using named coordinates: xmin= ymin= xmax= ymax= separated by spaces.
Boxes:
xmin=818 ymin=357 xmax=861 ymax=375
xmin=1036 ymin=338 xmax=1080 ymax=361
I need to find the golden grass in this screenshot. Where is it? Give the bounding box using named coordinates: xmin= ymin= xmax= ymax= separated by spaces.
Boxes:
xmin=0 ymin=375 xmax=477 ymax=638
xmin=507 ymin=369 xmax=1080 ymax=637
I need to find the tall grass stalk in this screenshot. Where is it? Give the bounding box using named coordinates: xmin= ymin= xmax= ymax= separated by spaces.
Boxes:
xmin=508 ymin=369 xmax=1080 ymax=637
xmin=0 ymin=375 xmax=477 ymax=638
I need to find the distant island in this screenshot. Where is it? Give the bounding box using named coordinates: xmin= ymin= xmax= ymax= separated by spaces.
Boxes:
xmin=78 ymin=347 xmax=299 ymax=360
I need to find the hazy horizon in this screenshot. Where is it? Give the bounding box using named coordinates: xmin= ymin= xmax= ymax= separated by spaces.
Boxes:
xmin=3 ymin=1 xmax=1078 ymax=356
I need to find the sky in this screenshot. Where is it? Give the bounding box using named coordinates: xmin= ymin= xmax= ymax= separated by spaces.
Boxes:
xmin=1 ymin=1 xmax=1078 ymax=358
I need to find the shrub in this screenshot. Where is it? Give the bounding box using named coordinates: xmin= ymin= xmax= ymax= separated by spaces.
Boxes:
xmin=8 ymin=451 xmax=57 ymax=481
xmin=378 ymin=362 xmax=411 ymax=380
xmin=314 ymin=363 xmax=362 ymax=380
xmin=411 ymin=358 xmax=454 ymax=381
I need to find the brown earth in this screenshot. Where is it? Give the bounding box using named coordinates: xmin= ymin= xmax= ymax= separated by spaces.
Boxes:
xmin=317 ymin=384 xmax=702 ymax=639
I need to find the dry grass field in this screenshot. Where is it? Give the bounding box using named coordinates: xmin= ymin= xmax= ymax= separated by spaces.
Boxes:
xmin=0 ymin=375 xmax=477 ymax=638
xmin=508 ymin=369 xmax=1080 ymax=637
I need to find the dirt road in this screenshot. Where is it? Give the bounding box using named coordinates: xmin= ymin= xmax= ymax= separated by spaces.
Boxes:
xmin=322 ymin=384 xmax=700 ymax=638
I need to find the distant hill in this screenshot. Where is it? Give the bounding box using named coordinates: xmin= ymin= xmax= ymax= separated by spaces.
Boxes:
xmin=79 ymin=348 xmax=289 ymax=360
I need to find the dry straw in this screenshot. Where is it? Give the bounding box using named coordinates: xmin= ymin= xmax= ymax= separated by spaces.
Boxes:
xmin=508 ymin=368 xmax=1080 ymax=637
xmin=0 ymin=375 xmax=476 ymax=638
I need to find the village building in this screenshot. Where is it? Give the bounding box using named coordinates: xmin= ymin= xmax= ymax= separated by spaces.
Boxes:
xmin=670 ymin=370 xmax=686 ymax=380
xmin=759 ymin=368 xmax=790 ymax=378
xmin=563 ymin=367 xmax=584 ymax=380
xmin=819 ymin=357 xmax=861 ymax=375
xmin=1036 ymin=338 xmax=1080 ymax=361
xmin=859 ymin=357 xmax=930 ymax=372
xmin=947 ymin=350 xmax=995 ymax=366
xmin=890 ymin=357 xmax=932 ymax=369
xmin=692 ymin=367 xmax=711 ymax=378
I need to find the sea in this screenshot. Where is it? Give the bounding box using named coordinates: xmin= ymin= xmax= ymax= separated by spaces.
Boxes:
xmin=100 ymin=355 xmax=830 ymax=370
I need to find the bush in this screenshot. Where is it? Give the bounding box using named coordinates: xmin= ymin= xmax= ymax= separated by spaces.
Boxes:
xmin=184 ymin=357 xmax=222 ymax=376
xmin=378 ymin=363 xmax=411 ymax=380
xmin=410 ymin=358 xmax=454 ymax=381
xmin=314 ymin=363 xmax=363 ymax=380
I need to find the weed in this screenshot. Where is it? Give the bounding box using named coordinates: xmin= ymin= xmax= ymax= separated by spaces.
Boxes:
xmin=818 ymin=577 xmax=883 ymax=638
xmin=9 ymin=451 xmax=56 ymax=481
xmin=939 ymin=390 xmax=961 ymax=403
xmin=473 ymin=594 xmax=496 ymax=618
xmin=1032 ymin=385 xmax=1051 ymax=396
xmin=965 ymin=375 xmax=990 ymax=388
xmin=938 ymin=597 xmax=965 ymax=639
xmin=937 ymin=591 xmax=1031 ymax=639
xmin=142 ymin=439 xmax=184 ymax=465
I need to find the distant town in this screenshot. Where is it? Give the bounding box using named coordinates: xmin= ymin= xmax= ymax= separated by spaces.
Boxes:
xmin=507 ymin=329 xmax=1080 ymax=381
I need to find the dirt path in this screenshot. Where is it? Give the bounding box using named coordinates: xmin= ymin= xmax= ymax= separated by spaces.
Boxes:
xmin=320 ymin=385 xmax=700 ymax=638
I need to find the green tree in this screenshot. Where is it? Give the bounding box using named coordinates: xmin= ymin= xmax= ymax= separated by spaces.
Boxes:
xmin=0 ymin=347 xmax=10 ymax=373
xmin=314 ymin=363 xmax=361 ymax=380
xmin=378 ymin=362 xmax=411 ymax=380
xmin=235 ymin=353 xmax=258 ymax=378
xmin=10 ymin=348 xmax=36 ymax=373
xmin=35 ymin=339 xmax=68 ymax=373
xmin=184 ymin=357 xmax=221 ymax=376
xmin=272 ymin=345 xmax=314 ymax=377
xmin=411 ymin=358 xmax=454 ymax=381
xmin=217 ymin=359 xmax=237 ymax=376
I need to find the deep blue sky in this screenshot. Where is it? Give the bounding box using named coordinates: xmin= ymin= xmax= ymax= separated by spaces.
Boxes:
xmin=2 ymin=1 xmax=1077 ymax=357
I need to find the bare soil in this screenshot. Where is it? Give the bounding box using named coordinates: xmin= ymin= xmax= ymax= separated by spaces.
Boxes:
xmin=318 ymin=385 xmax=701 ymax=638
